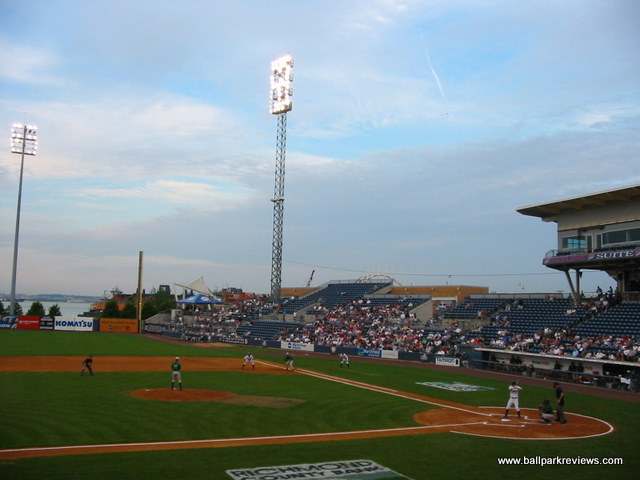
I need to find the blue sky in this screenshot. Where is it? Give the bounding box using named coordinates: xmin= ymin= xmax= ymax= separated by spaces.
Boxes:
xmin=1 ymin=0 xmax=638 ymax=297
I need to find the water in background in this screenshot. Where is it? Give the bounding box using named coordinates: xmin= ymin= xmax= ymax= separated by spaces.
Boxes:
xmin=11 ymin=301 xmax=94 ymax=317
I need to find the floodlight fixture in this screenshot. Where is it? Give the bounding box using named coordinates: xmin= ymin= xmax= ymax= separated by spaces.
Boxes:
xmin=8 ymin=122 xmax=38 ymax=316
xmin=11 ymin=123 xmax=38 ymax=156
xmin=270 ymin=54 xmax=294 ymax=115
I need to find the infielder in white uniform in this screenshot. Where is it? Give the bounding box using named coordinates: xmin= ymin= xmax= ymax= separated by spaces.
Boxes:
xmin=242 ymin=353 xmax=255 ymax=369
xmin=339 ymin=353 xmax=350 ymax=368
xmin=504 ymin=380 xmax=523 ymax=418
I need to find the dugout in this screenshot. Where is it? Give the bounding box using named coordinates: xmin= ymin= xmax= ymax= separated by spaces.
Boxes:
xmin=518 ymin=184 xmax=640 ymax=302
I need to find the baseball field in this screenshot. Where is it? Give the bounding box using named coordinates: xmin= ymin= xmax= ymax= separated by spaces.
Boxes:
xmin=0 ymin=330 xmax=637 ymax=479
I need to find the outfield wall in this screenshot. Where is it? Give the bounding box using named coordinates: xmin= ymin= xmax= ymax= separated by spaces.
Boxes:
xmin=0 ymin=316 xmax=138 ymax=333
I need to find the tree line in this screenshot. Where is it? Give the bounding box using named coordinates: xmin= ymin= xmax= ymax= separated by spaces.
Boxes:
xmin=99 ymin=290 xmax=176 ymax=320
xmin=0 ymin=302 xmax=61 ymax=317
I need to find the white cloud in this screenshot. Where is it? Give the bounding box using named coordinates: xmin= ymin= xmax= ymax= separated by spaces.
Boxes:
xmin=130 ymin=100 xmax=229 ymax=137
xmin=0 ymin=37 xmax=61 ymax=85
xmin=0 ymin=93 xmax=251 ymax=181
xmin=80 ymin=179 xmax=254 ymax=208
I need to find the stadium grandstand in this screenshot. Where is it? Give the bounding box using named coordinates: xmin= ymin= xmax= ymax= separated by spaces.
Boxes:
xmin=145 ymin=184 xmax=640 ymax=392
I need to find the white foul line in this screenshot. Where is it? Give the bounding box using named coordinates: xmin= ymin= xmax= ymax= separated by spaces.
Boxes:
xmin=258 ymin=359 xmax=493 ymax=418
xmin=0 ymin=421 xmax=486 ymax=457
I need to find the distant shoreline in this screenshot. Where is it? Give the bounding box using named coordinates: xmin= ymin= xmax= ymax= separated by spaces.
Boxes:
xmin=1 ymin=295 xmax=100 ymax=303
xmin=2 ymin=301 xmax=96 ymax=318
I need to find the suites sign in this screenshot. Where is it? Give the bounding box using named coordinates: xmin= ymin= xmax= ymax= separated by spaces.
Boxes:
xmin=544 ymin=247 xmax=640 ymax=265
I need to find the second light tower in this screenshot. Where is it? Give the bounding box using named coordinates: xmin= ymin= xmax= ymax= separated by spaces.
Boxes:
xmin=269 ymin=54 xmax=294 ymax=301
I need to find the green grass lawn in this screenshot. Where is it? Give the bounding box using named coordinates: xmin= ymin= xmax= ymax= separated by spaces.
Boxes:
xmin=0 ymin=330 xmax=638 ymax=480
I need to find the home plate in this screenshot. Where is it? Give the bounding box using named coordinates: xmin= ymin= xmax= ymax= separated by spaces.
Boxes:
xmin=501 ymin=418 xmax=510 ymax=422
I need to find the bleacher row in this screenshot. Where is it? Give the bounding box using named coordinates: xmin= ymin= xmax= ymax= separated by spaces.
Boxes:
xmin=232 ymin=281 xmax=430 ymax=341
xmin=235 ymin=321 xmax=299 ymax=340
xmin=574 ymin=303 xmax=640 ymax=337
xmin=282 ymin=281 xmax=393 ymax=314
xmin=444 ymin=298 xmax=509 ymax=319
xmin=235 ymin=290 xmax=640 ymax=344
xmin=450 ymin=297 xmax=640 ymax=340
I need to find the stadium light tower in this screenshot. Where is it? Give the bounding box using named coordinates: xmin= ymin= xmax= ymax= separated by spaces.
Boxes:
xmin=269 ymin=54 xmax=294 ymax=301
xmin=9 ymin=123 xmax=38 ymax=316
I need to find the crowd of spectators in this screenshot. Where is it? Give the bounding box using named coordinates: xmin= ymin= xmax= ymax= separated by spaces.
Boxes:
xmin=459 ymin=289 xmax=640 ymax=362
xmin=163 ymin=296 xmax=278 ymax=341
xmin=161 ymin=289 xmax=639 ymax=363
xmin=463 ymin=325 xmax=639 ymax=362
xmin=277 ymin=299 xmax=428 ymax=351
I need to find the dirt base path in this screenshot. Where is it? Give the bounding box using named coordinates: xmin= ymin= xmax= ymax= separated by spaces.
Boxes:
xmin=0 ymin=355 xmax=288 ymax=374
xmin=0 ymin=356 xmax=614 ymax=459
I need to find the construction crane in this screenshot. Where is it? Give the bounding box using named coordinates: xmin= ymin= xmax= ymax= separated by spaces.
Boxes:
xmin=305 ymin=270 xmax=315 ymax=288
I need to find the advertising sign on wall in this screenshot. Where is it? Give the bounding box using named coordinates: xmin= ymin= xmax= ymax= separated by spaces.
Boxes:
xmin=54 ymin=317 xmax=94 ymax=331
xmin=40 ymin=316 xmax=55 ymax=330
xmin=357 ymin=348 xmax=382 ymax=358
xmin=100 ymin=318 xmax=138 ymax=333
xmin=381 ymin=349 xmax=399 ymax=360
xmin=0 ymin=317 xmax=17 ymax=329
xmin=281 ymin=341 xmax=314 ymax=352
xmin=17 ymin=316 xmax=40 ymax=330
xmin=435 ymin=356 xmax=460 ymax=367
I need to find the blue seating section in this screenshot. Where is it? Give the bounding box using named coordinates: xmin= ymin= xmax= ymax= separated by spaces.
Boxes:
xmin=235 ymin=320 xmax=300 ymax=340
xmin=573 ymin=303 xmax=640 ymax=337
xmin=360 ymin=296 xmax=429 ymax=308
xmin=444 ymin=298 xmax=510 ymax=319
xmin=461 ymin=298 xmax=589 ymax=347
xmin=282 ymin=281 xmax=392 ymax=314
xmin=465 ymin=299 xmax=640 ymax=353
xmin=502 ymin=298 xmax=588 ymax=335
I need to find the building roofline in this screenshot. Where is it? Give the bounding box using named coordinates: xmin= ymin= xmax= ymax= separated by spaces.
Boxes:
xmin=517 ymin=184 xmax=640 ymax=220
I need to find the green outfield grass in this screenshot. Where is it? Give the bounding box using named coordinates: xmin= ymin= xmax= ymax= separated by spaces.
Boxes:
xmin=0 ymin=330 xmax=638 ymax=480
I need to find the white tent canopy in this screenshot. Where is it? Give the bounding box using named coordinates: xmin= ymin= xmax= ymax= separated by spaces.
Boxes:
xmin=174 ymin=276 xmax=219 ymax=299
xmin=177 ymin=293 xmax=224 ymax=305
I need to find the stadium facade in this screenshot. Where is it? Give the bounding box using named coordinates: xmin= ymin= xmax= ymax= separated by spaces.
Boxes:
xmin=518 ymin=184 xmax=640 ymax=302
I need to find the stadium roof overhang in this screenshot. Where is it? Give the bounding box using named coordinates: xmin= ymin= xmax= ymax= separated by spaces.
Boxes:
xmin=517 ymin=184 xmax=640 ymax=222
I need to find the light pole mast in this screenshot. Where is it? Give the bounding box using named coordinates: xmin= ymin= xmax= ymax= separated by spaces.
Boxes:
xmin=269 ymin=54 xmax=294 ymax=301
xmin=9 ymin=123 xmax=38 ymax=316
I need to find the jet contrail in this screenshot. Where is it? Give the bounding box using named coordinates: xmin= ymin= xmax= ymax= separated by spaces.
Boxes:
xmin=421 ymin=34 xmax=446 ymax=101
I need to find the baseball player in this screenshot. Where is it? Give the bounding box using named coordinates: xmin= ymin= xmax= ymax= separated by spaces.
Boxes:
xmin=504 ymin=380 xmax=523 ymax=419
xmin=538 ymin=399 xmax=554 ymax=424
xmin=284 ymin=352 xmax=294 ymax=371
xmin=242 ymin=353 xmax=255 ymax=369
xmin=81 ymin=355 xmax=94 ymax=376
xmin=339 ymin=353 xmax=350 ymax=368
xmin=171 ymin=357 xmax=182 ymax=391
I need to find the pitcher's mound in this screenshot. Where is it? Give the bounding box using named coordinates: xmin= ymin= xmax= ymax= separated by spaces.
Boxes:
xmin=131 ymin=388 xmax=233 ymax=402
